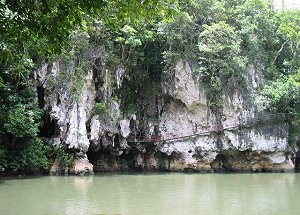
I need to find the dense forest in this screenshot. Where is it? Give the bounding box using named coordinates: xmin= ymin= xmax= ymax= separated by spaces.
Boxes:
xmin=0 ymin=0 xmax=300 ymax=174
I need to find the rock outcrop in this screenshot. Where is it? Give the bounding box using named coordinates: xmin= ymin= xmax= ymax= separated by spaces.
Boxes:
xmin=36 ymin=52 xmax=294 ymax=174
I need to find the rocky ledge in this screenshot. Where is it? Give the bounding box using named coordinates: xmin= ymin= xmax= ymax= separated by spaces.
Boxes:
xmin=36 ymin=53 xmax=294 ymax=175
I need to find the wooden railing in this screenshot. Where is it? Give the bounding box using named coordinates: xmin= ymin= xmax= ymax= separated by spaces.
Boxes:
xmin=127 ymin=113 xmax=289 ymax=143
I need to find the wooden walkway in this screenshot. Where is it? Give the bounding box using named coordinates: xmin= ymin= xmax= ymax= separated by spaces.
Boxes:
xmin=127 ymin=113 xmax=289 ymax=143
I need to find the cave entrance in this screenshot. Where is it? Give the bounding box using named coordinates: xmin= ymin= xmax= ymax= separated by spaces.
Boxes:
xmin=156 ymin=151 xmax=170 ymax=171
xmin=87 ymin=148 xmax=118 ymax=172
xmin=118 ymin=150 xmax=136 ymax=170
xmin=211 ymin=153 xmax=229 ymax=172
xmin=39 ymin=113 xmax=58 ymax=138
xmin=37 ymin=86 xmax=45 ymax=109
xmin=37 ymin=85 xmax=59 ymax=138
xmin=295 ymin=151 xmax=300 ymax=169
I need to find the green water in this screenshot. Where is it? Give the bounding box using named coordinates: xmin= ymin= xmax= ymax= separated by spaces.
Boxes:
xmin=0 ymin=173 xmax=299 ymax=215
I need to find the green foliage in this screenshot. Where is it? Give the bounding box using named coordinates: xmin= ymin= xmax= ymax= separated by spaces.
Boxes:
xmin=0 ymin=86 xmax=42 ymax=144
xmin=232 ymin=0 xmax=276 ymax=62
xmin=71 ymin=59 xmax=90 ymax=101
xmin=0 ymin=0 xmax=178 ymax=174
xmin=114 ymin=24 xmax=156 ymax=65
xmin=270 ymin=9 xmax=300 ymax=73
xmin=276 ymin=10 xmax=300 ymax=41
xmin=52 ymin=147 xmax=75 ymax=168
xmin=263 ymin=69 xmax=300 ymax=112
xmin=9 ymin=138 xmax=51 ymax=172
xmin=156 ymin=152 xmax=167 ymax=170
xmin=118 ymin=79 xmax=139 ymax=115
xmin=162 ymin=0 xmax=277 ymax=110
xmin=261 ymin=8 xmax=300 ymax=147
xmin=0 ymin=70 xmax=46 ymax=173
xmin=111 ymin=23 xmax=163 ymax=73
xmin=162 ymin=10 xmax=198 ymax=63
xmin=1 ymin=0 xmax=178 ymax=58
xmin=112 ymin=23 xmax=168 ymax=115
xmin=197 ymin=21 xmax=247 ymax=107
xmin=1 ymin=0 xmax=300 ymax=173
xmin=163 ymin=0 xmax=279 ymax=64
xmin=4 ymin=105 xmax=41 ymax=138
xmin=0 ymin=146 xmax=7 ymax=172
xmin=45 ymin=32 xmax=92 ymax=102
xmin=93 ymin=102 xmax=108 ymax=115
xmin=92 ymin=97 xmax=122 ymax=124
xmin=263 ymin=70 xmax=300 ymax=146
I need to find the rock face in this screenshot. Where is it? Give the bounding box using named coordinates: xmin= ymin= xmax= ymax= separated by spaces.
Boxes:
xmin=70 ymin=158 xmax=94 ymax=176
xmin=163 ymin=60 xmax=205 ymax=109
xmin=49 ymin=158 xmax=93 ymax=176
xmin=36 ymin=53 xmax=294 ymax=174
xmin=36 ymin=61 xmax=96 ymax=153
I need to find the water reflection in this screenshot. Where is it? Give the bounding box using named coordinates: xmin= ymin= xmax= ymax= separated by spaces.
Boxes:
xmin=0 ymin=173 xmax=299 ymax=215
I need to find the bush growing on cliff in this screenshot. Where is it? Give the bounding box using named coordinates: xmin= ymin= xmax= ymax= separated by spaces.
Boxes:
xmin=197 ymin=21 xmax=247 ymax=108
xmin=52 ymin=147 xmax=75 ymax=169
xmin=263 ymin=70 xmax=300 ymax=146
xmin=262 ymin=8 xmax=300 ymax=147
xmin=162 ymin=0 xmax=277 ymax=110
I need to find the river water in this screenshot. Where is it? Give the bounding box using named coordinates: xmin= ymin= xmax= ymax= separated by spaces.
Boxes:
xmin=0 ymin=173 xmax=299 ymax=215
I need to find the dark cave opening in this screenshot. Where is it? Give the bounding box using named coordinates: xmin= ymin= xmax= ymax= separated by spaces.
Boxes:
xmin=156 ymin=151 xmax=170 ymax=170
xmin=36 ymin=86 xmax=45 ymax=109
xmin=87 ymin=148 xmax=117 ymax=172
xmin=295 ymin=150 xmax=300 ymax=169
xmin=86 ymin=144 xmax=139 ymax=172
xmin=211 ymin=153 xmax=230 ymax=172
xmin=39 ymin=113 xmax=58 ymax=138
xmin=37 ymin=86 xmax=59 ymax=138
xmin=118 ymin=150 xmax=136 ymax=170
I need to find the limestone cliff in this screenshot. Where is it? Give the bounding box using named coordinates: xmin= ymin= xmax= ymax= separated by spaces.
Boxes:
xmin=35 ymin=48 xmax=294 ymax=175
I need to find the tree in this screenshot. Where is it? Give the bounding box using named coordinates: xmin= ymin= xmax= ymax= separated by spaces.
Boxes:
xmin=262 ymin=8 xmax=300 ymax=147
xmin=0 ymin=0 xmax=179 ymax=78
xmin=272 ymin=9 xmax=300 ymax=71
xmin=0 ymin=0 xmax=179 ymax=173
xmin=263 ymin=70 xmax=300 ymax=146
xmin=198 ymin=21 xmax=246 ymax=101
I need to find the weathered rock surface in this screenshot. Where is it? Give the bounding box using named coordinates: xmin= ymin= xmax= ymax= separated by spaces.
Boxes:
xmin=70 ymin=158 xmax=94 ymax=176
xmin=162 ymin=59 xmax=205 ymax=109
xmin=36 ymin=61 xmax=96 ymax=153
xmin=49 ymin=158 xmax=94 ymax=176
xmin=37 ymin=55 xmax=294 ymax=174
xmin=49 ymin=159 xmax=67 ymax=176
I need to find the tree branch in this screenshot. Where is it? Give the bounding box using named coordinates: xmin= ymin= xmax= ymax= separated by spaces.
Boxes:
xmin=272 ymin=40 xmax=288 ymax=65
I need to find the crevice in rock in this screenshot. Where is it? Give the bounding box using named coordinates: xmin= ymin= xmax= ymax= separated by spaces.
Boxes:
xmin=295 ymin=144 xmax=300 ymax=169
xmin=37 ymin=86 xmax=45 ymax=109
xmin=39 ymin=113 xmax=59 ymax=138
xmin=118 ymin=150 xmax=136 ymax=170
xmin=211 ymin=153 xmax=230 ymax=172
xmin=155 ymin=153 xmax=169 ymax=170
xmin=57 ymin=94 xmax=61 ymax=105
xmin=87 ymin=148 xmax=117 ymax=172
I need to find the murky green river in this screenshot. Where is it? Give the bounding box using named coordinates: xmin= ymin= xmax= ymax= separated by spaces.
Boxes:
xmin=0 ymin=173 xmax=299 ymax=215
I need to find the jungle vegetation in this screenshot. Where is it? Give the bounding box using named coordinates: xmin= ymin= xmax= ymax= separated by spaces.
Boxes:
xmin=0 ymin=0 xmax=299 ymax=173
